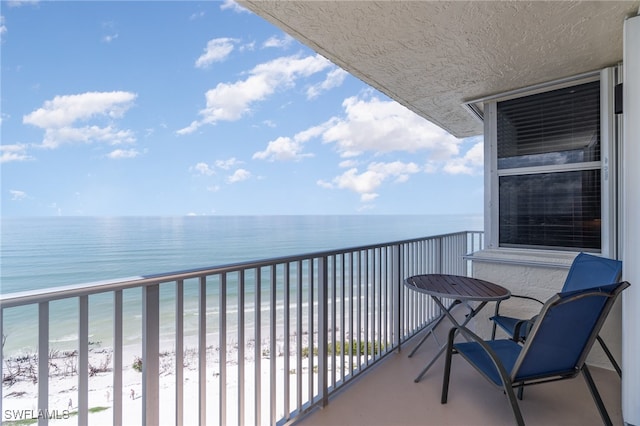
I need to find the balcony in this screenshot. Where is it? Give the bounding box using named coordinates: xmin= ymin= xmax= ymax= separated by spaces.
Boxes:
xmin=1 ymin=230 xmax=621 ymax=425
xmin=297 ymin=310 xmax=622 ymax=426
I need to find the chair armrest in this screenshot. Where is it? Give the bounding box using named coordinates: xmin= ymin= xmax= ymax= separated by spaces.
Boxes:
xmin=512 ymin=317 xmax=536 ymax=342
xmin=493 ymin=294 xmax=545 ymax=317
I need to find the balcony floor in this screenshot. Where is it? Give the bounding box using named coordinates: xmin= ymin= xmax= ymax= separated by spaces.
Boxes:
xmin=298 ymin=324 xmax=622 ymax=426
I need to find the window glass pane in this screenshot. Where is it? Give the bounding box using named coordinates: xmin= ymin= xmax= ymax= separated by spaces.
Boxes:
xmin=497 ymin=81 xmax=600 ymax=169
xmin=499 ymin=170 xmax=601 ymax=250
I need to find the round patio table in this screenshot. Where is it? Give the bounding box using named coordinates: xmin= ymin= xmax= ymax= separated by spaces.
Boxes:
xmin=404 ymin=274 xmax=510 ymax=382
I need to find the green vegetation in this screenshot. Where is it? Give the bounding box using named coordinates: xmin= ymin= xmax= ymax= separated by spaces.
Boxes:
xmin=132 ymin=356 xmax=143 ymax=373
xmin=1 ymin=418 xmax=36 ymax=426
xmin=301 ymin=339 xmax=386 ymax=358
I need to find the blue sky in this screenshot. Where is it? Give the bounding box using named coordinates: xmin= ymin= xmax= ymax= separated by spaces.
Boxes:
xmin=1 ymin=0 xmax=484 ymax=216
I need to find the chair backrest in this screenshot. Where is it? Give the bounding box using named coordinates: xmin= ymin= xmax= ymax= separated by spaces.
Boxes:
xmin=510 ymin=281 xmax=630 ymax=382
xmin=562 ymin=252 xmax=622 ymax=292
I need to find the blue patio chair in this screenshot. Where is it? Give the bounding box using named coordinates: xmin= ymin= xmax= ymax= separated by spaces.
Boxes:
xmin=490 ymin=252 xmax=623 ymax=376
xmin=441 ymin=281 xmax=630 ymax=426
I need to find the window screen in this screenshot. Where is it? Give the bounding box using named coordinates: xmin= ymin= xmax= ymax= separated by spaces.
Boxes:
xmin=496 ymin=80 xmax=601 ymax=250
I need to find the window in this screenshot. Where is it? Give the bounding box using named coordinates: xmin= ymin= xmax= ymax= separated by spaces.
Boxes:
xmin=489 ymin=78 xmax=608 ymax=251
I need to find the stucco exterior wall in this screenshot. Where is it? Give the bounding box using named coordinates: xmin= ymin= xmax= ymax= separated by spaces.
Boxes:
xmin=470 ymin=249 xmax=623 ymax=371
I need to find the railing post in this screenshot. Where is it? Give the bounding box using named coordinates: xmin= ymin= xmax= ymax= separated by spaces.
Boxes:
xmin=142 ymin=284 xmax=159 ymax=425
xmin=78 ymin=296 xmax=89 ymax=425
xmin=392 ymin=244 xmax=402 ymax=350
xmin=270 ymin=265 xmax=277 ymax=425
xmin=318 ymin=256 xmax=329 ymax=407
xmin=113 ymin=290 xmax=123 ymax=426
xmin=198 ymin=277 xmax=207 ymax=426
xmin=175 ymin=280 xmax=184 ymax=426
xmin=437 ymin=237 xmax=443 ymax=274
xmin=463 ymin=232 xmax=470 ymax=276
xmin=0 ymin=308 xmax=3 ymax=419
xmin=219 ymin=274 xmax=227 ymax=426
xmin=238 ymin=271 xmax=245 ymax=426
xmin=254 ymin=268 xmax=261 ymax=426
xmin=38 ymin=302 xmax=49 ymax=426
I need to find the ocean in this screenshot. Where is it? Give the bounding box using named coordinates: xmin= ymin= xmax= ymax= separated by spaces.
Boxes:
xmin=0 ymin=215 xmax=482 ymax=355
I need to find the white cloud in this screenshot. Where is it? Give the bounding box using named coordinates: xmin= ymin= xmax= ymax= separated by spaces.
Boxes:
xmin=319 ymin=161 xmax=420 ymax=202
xmin=23 ymin=91 xmax=137 ymax=148
xmin=6 ymin=0 xmax=39 ymax=7
xmin=361 ymin=193 xmax=379 ymax=203
xmin=307 ymin=68 xmax=348 ymax=99
xmin=442 ymin=140 xmax=484 ymax=175
xmin=339 ymin=159 xmax=358 ymax=168
xmin=1 ymin=144 xmax=32 ymax=163
xmin=252 ymin=136 xmax=314 ymax=162
xmin=321 ymin=94 xmax=461 ymax=158
xmin=263 ymin=35 xmax=293 ymax=49
xmin=176 ymin=121 xmax=200 ymax=136
xmin=195 ymin=37 xmax=238 ymax=69
xmin=226 ymin=168 xmax=251 ymax=183
xmin=239 ymin=41 xmax=256 ymax=52
xmin=191 ymin=158 xmax=243 ymax=177
xmin=101 ymin=21 xmax=118 ymax=44
xmin=215 ymin=157 xmax=243 ymax=170
xmin=190 ymin=11 xmax=205 ymax=20
xmin=220 ymin=0 xmax=249 ymax=13
xmin=40 ymin=126 xmax=135 ymax=148
xmin=423 ymin=161 xmax=438 ymax=174
xmin=253 ymin=121 xmax=332 ymax=162
xmin=192 ymin=162 xmax=216 ymax=176
xmin=10 ymin=189 xmax=27 ymax=201
xmin=261 ymin=92 xmax=462 ymax=164
xmin=102 ymin=33 xmax=118 ymax=43
xmin=1 ymin=15 xmax=7 ymax=40
xmin=24 ymin=91 xmax=136 ymax=128
xmin=107 ymin=148 xmax=139 ymax=159
xmin=178 ymin=54 xmax=332 ymax=134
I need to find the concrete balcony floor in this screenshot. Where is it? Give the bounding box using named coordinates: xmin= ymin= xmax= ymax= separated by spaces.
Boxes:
xmin=298 ymin=325 xmax=622 ymax=426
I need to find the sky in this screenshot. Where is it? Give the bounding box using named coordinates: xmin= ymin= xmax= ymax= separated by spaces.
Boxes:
xmin=0 ymin=0 xmax=484 ymax=216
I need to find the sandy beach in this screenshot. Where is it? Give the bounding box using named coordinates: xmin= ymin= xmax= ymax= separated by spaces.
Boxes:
xmin=2 ymin=332 xmax=332 ymax=425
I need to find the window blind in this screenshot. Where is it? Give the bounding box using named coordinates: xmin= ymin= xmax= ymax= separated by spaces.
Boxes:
xmin=496 ymin=80 xmax=602 ymax=251
xmin=497 ymin=81 xmax=600 ymax=169
xmin=499 ymin=170 xmax=601 ymax=249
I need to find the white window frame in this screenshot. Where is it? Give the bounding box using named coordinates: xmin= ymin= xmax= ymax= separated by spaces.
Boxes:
xmin=479 ymin=68 xmax=618 ymax=257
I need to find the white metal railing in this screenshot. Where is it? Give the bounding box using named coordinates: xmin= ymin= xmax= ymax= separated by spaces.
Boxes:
xmin=0 ymin=231 xmax=483 ymax=425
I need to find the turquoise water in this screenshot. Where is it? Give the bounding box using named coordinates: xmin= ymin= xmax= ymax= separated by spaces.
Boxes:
xmin=0 ymin=215 xmax=482 ymax=355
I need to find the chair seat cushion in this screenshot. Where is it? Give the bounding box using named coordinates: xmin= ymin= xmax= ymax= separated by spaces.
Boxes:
xmin=454 ymin=339 xmax=522 ymax=386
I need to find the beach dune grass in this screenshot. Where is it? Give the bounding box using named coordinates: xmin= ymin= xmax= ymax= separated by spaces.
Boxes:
xmin=302 ymin=339 xmax=387 ymax=358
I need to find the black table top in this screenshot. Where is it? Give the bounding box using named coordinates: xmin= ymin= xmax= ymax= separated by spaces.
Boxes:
xmin=404 ymin=274 xmax=510 ymax=301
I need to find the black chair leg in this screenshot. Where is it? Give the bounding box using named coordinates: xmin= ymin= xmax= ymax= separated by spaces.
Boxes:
xmin=582 ymin=364 xmax=613 ymax=426
xmin=441 ymin=328 xmax=457 ymax=404
xmin=517 ymin=384 xmax=524 ymax=400
xmin=596 ymin=335 xmax=622 ymax=378
xmin=502 ymin=381 xmax=525 ymax=426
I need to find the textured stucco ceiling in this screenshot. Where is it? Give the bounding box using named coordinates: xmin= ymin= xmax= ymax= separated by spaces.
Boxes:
xmin=239 ymin=1 xmax=639 ymax=138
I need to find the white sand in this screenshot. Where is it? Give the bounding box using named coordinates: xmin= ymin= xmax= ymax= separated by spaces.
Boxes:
xmin=2 ymin=336 xmax=334 ymax=425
